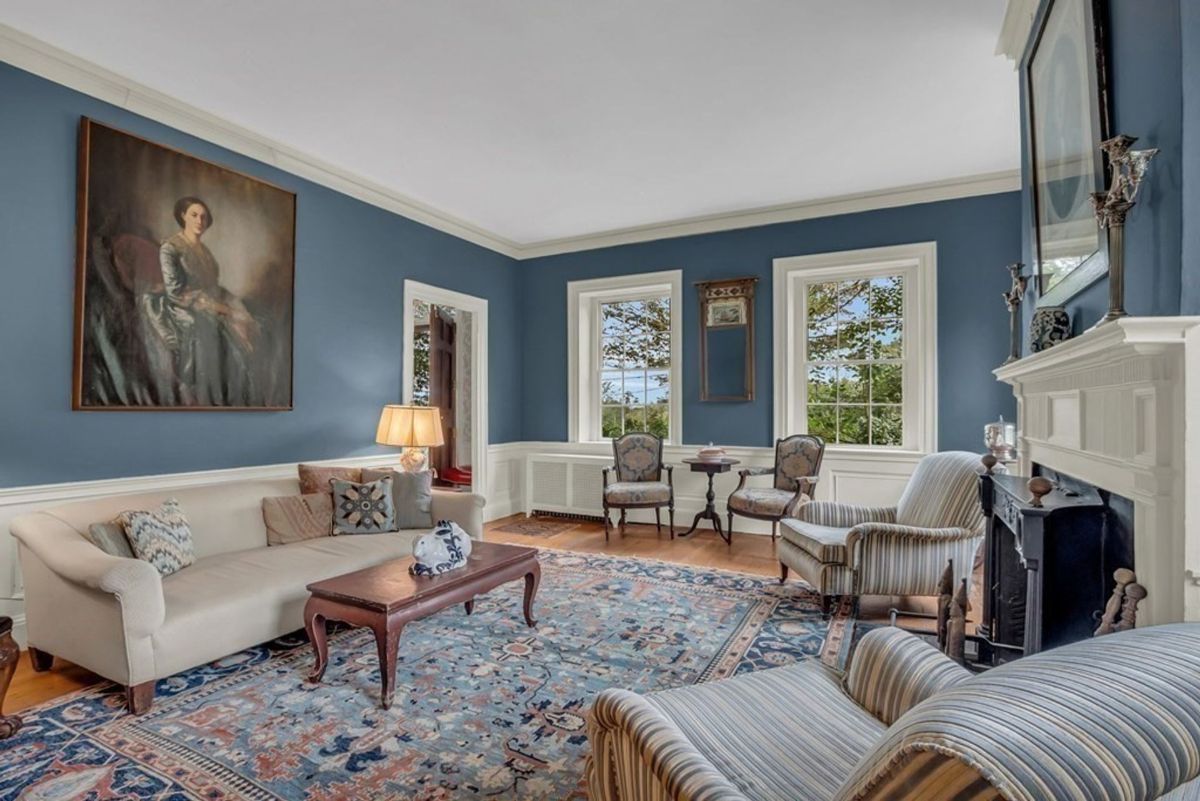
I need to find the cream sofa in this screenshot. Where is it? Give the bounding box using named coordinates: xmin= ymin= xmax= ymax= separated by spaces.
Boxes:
xmin=10 ymin=477 xmax=484 ymax=714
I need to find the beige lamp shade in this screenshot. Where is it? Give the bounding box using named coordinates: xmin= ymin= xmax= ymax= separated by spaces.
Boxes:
xmin=376 ymin=405 xmax=445 ymax=447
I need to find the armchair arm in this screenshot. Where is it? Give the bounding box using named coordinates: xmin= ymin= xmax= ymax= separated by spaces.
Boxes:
xmin=10 ymin=512 xmax=165 ymax=638
xmin=430 ymin=490 xmax=485 ymax=540
xmin=844 ymin=627 xmax=971 ymax=726
xmin=734 ymin=465 xmax=772 ymax=492
xmin=846 ymin=523 xmax=983 ymax=597
xmin=587 ymin=688 xmax=750 ymax=801
xmin=795 ymin=501 xmax=897 ymax=527
xmin=663 ymin=464 xmax=673 ymax=489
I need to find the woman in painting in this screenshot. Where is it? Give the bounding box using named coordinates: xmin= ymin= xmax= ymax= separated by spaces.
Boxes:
xmin=142 ymin=196 xmax=260 ymax=405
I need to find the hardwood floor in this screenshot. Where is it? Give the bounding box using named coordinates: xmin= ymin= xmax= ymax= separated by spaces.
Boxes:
xmin=4 ymin=514 xmax=956 ymax=715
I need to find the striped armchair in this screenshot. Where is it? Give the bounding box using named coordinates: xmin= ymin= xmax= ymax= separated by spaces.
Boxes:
xmin=778 ymin=450 xmax=984 ymax=614
xmin=586 ymin=623 xmax=1200 ymax=801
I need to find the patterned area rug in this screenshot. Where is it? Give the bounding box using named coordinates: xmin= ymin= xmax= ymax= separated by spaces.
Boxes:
xmin=1 ymin=550 xmax=853 ymax=801
xmin=487 ymin=516 xmax=587 ymax=538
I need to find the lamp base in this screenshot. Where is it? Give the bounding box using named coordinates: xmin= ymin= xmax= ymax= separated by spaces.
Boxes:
xmin=399 ymin=447 xmax=428 ymax=473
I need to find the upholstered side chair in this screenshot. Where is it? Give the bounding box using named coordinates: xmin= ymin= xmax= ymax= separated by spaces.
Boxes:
xmin=602 ymin=432 xmax=674 ymax=541
xmin=778 ymin=450 xmax=984 ymax=615
xmin=727 ymin=434 xmax=825 ymax=540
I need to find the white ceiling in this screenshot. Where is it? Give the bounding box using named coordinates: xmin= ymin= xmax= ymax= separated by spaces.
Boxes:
xmin=0 ymin=1 xmax=1019 ymax=247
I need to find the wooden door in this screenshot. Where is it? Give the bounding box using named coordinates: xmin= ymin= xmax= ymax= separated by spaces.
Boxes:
xmin=427 ymin=306 xmax=456 ymax=480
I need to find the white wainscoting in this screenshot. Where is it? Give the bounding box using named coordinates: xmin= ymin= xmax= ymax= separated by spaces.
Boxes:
xmin=0 ymin=442 xmax=918 ymax=645
xmin=511 ymin=441 xmax=920 ymax=535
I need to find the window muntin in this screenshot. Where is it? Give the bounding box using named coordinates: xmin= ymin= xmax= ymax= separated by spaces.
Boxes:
xmin=599 ymin=297 xmax=671 ymax=439
xmin=804 ymin=275 xmax=904 ymax=447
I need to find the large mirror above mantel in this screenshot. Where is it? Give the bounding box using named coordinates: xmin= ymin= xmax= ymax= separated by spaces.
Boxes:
xmin=697 ymin=277 xmax=757 ymax=402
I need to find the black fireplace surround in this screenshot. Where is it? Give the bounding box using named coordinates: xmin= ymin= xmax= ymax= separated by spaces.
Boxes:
xmin=977 ymin=465 xmax=1134 ymax=666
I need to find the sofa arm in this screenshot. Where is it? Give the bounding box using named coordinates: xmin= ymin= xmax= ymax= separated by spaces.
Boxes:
xmin=796 ymin=501 xmax=897 ymax=527
xmin=844 ymin=628 xmax=970 ymax=726
xmin=430 ymin=490 xmax=485 ymax=540
xmin=587 ymin=688 xmax=750 ymax=801
xmin=10 ymin=512 xmax=165 ymax=638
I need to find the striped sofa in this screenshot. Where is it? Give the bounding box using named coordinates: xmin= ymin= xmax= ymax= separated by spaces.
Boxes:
xmin=586 ymin=624 xmax=1200 ymax=801
xmin=778 ymin=450 xmax=984 ymax=614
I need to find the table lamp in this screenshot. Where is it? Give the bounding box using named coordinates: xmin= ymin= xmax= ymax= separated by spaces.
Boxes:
xmin=376 ymin=405 xmax=444 ymax=473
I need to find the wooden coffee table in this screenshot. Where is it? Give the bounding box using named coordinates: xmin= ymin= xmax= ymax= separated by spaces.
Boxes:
xmin=304 ymin=541 xmax=541 ymax=709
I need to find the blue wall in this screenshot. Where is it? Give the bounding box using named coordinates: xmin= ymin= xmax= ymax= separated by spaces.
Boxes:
xmin=1020 ymin=0 xmax=1185 ymax=330
xmin=0 ymin=62 xmax=523 ymax=488
xmin=1183 ymin=0 xmax=1200 ymax=314
xmin=520 ymin=192 xmax=1022 ymax=452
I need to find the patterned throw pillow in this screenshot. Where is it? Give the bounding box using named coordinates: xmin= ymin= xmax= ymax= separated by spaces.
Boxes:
xmin=363 ymin=468 xmax=433 ymax=529
xmin=118 ymin=498 xmax=195 ymax=577
xmin=330 ymin=475 xmax=396 ymax=534
xmin=262 ymin=493 xmax=335 ymax=546
xmin=297 ymin=464 xmax=362 ymax=495
xmin=86 ymin=520 xmax=136 ymax=559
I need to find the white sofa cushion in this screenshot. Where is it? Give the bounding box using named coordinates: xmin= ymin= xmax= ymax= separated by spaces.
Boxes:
xmin=153 ymin=530 xmax=426 ymax=677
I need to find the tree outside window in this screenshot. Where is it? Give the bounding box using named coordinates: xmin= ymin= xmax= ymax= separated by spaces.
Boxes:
xmin=805 ymin=276 xmax=903 ymax=446
xmin=600 ymin=297 xmax=670 ymax=439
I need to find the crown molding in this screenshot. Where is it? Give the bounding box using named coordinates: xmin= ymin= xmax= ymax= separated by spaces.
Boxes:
xmin=514 ymin=170 xmax=1021 ymax=259
xmin=1 ymin=22 xmax=1020 ymax=262
xmin=0 ymin=23 xmax=524 ymax=258
xmin=996 ymin=0 xmax=1038 ymax=63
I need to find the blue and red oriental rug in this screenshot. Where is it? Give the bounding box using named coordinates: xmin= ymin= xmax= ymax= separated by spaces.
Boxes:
xmin=1 ymin=549 xmax=853 ymax=800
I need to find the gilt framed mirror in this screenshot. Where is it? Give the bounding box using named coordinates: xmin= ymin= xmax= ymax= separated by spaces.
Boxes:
xmin=697 ymin=277 xmax=757 ymax=402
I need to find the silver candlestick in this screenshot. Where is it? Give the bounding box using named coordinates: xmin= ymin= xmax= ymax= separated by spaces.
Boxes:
xmin=1091 ymin=135 xmax=1158 ymax=327
xmin=1001 ymin=262 xmax=1027 ymax=364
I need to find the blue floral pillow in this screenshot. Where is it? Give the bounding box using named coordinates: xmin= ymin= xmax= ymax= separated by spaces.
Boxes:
xmin=118 ymin=498 xmax=195 ymax=576
xmin=330 ymin=475 xmax=396 ymax=534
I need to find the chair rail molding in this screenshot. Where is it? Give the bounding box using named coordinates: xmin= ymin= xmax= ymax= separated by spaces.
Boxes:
xmin=994 ymin=316 xmax=1200 ymax=625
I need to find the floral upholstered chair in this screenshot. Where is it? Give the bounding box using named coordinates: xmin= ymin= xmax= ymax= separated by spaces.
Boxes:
xmin=602 ymin=433 xmax=674 ymax=541
xmin=727 ymin=435 xmax=824 ymax=540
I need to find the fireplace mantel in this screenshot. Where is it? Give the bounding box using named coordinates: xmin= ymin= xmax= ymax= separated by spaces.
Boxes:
xmin=994 ymin=316 xmax=1200 ymax=625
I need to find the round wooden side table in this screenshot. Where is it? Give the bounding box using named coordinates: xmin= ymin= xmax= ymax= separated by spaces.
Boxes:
xmin=678 ymin=458 xmax=740 ymax=545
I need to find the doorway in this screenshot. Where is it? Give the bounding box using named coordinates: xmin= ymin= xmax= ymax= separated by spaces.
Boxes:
xmin=402 ymin=281 xmax=488 ymax=498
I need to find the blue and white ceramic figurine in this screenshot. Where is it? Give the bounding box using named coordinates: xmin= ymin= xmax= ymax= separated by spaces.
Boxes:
xmin=410 ymin=520 xmax=472 ymax=576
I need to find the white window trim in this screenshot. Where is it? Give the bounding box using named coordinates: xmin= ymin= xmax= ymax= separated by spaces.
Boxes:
xmin=401 ymin=280 xmax=489 ymax=497
xmin=773 ymin=242 xmax=937 ymax=455
xmin=567 ymin=270 xmax=683 ymax=444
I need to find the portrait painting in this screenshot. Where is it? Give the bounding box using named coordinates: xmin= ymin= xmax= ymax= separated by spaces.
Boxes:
xmin=1024 ymin=0 xmax=1110 ymax=305
xmin=73 ymin=119 xmax=295 ymax=410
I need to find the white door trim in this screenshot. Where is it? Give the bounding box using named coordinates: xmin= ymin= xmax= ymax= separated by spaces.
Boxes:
xmin=401 ymin=280 xmax=489 ymax=498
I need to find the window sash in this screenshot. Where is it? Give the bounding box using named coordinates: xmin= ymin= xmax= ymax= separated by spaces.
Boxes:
xmin=801 ymin=269 xmax=913 ymax=450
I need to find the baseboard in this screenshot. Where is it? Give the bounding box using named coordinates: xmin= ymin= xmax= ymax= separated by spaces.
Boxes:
xmin=7 ymin=613 xmax=24 ymax=649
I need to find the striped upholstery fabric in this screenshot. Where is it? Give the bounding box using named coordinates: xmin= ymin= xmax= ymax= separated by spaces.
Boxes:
xmin=835 ymin=624 xmax=1200 ymax=801
xmin=894 ymin=451 xmax=983 ymax=531
xmin=778 ymin=452 xmax=983 ymax=603
xmin=588 ymin=660 xmax=885 ymax=801
xmin=844 ymin=627 xmax=971 ymax=725
xmin=795 ymin=502 xmax=897 ymax=528
xmin=780 ymin=520 xmax=851 ymax=563
xmin=777 ymin=538 xmax=855 ymax=595
xmin=848 ymin=522 xmax=981 ymax=596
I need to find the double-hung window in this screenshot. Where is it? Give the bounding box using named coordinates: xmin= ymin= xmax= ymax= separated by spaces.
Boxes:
xmin=568 ymin=271 xmax=683 ymax=443
xmin=774 ymin=243 xmax=936 ymax=452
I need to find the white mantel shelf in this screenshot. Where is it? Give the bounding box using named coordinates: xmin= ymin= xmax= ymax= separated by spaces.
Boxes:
xmin=993 ymin=316 xmax=1200 ymax=625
